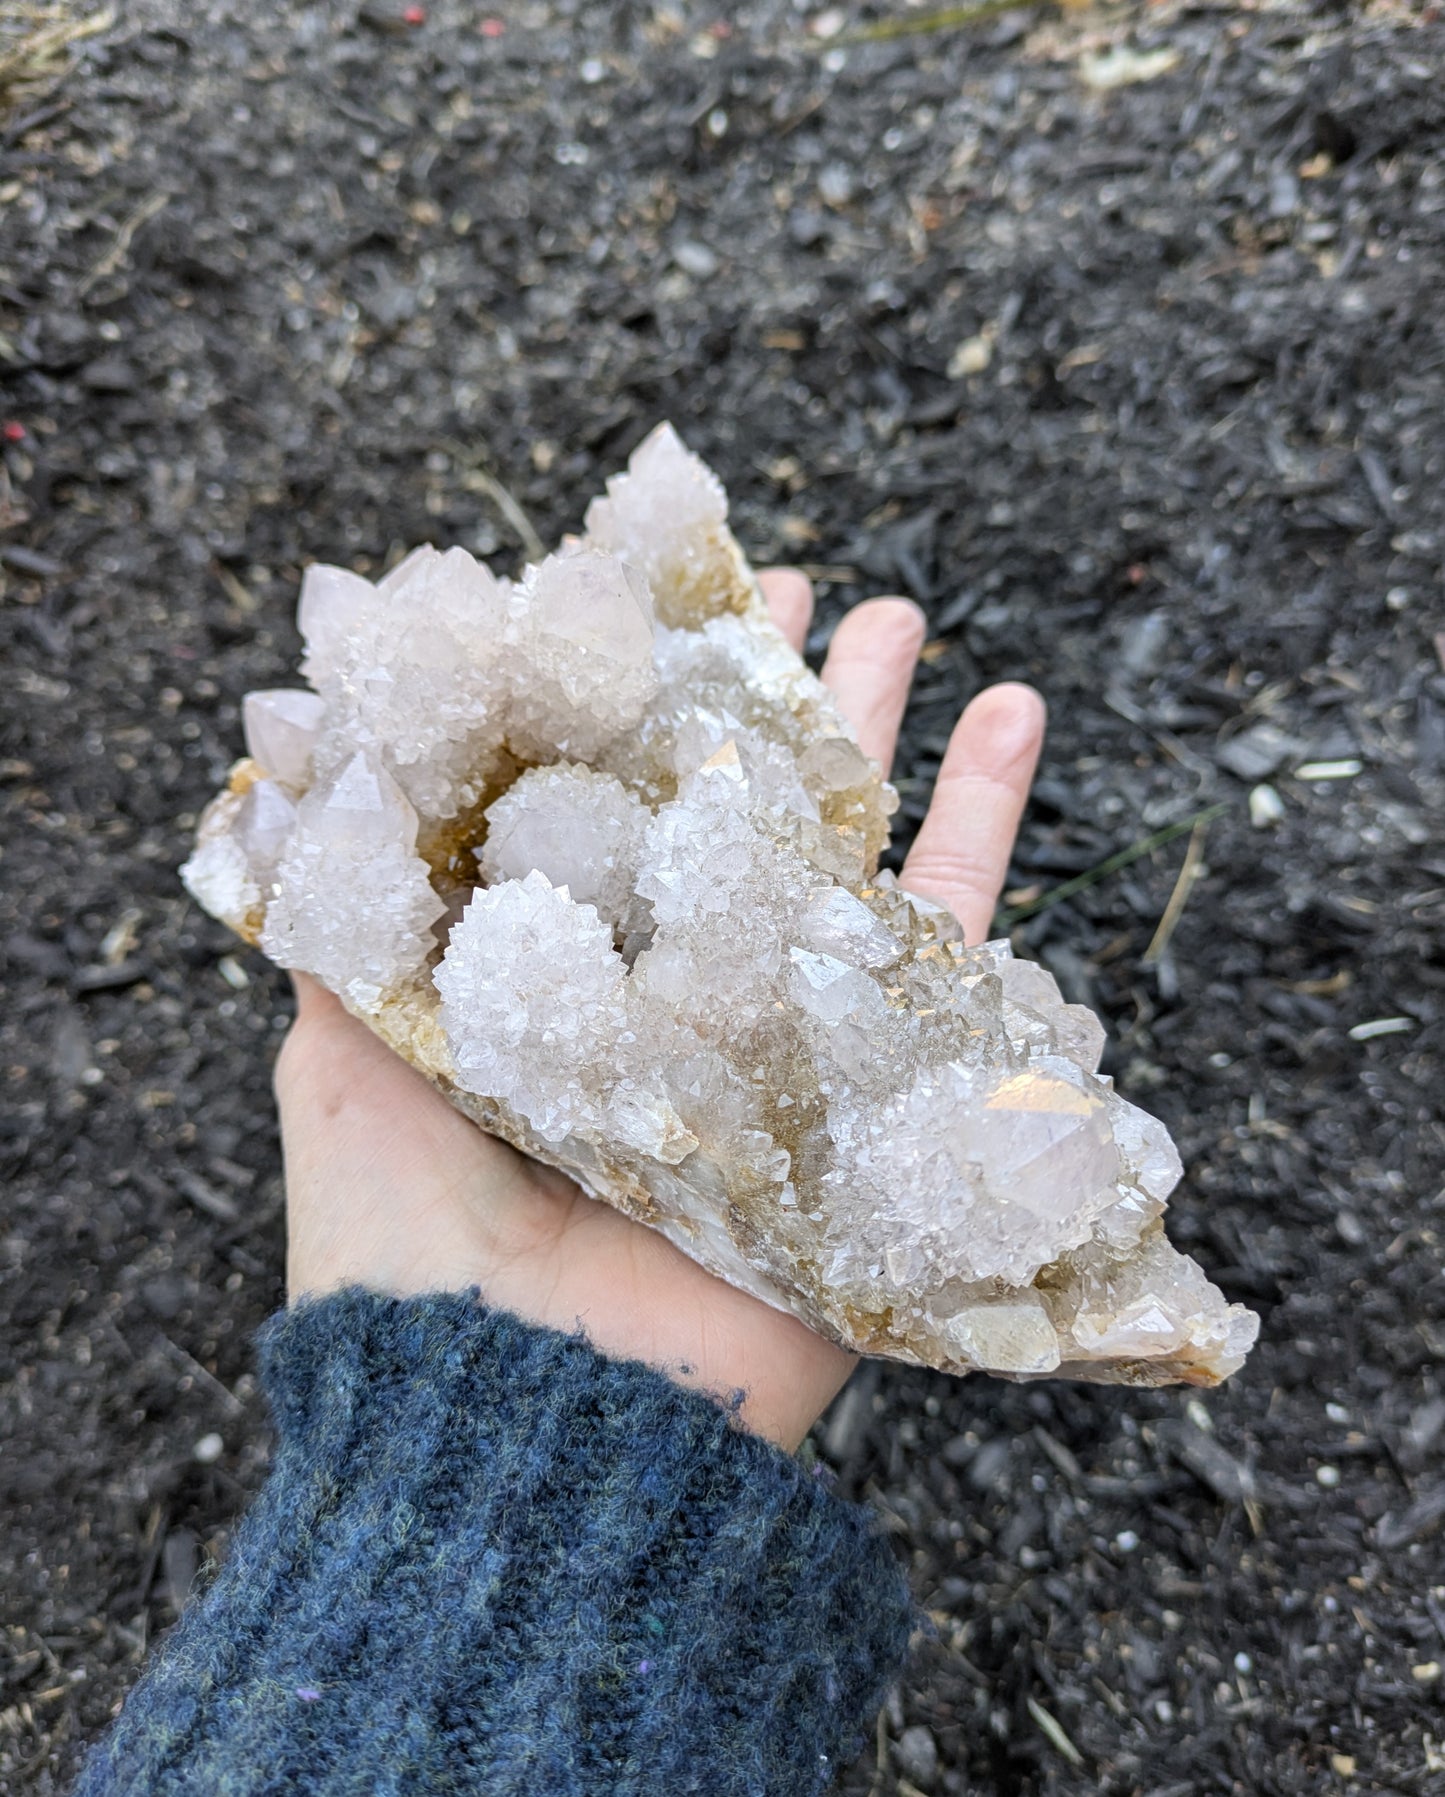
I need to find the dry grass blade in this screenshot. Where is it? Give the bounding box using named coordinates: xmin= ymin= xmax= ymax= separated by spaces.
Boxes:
xmin=995 ymin=802 xmax=1230 ymax=928
xmin=464 ymin=467 xmax=546 ymax=566
xmin=1142 ymin=810 xmax=1213 ymax=965
xmin=77 ymin=189 xmax=169 ymax=297
xmin=0 ymin=5 xmax=113 ymax=112
xmin=833 ymin=0 xmax=1045 ymax=46
xmin=1026 ymin=1695 xmax=1086 ymax=1769
xmin=443 ymin=441 xmax=547 ymax=564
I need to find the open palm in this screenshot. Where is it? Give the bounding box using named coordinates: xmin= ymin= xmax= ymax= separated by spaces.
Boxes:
xmin=276 ymin=570 xmax=1045 ymax=1449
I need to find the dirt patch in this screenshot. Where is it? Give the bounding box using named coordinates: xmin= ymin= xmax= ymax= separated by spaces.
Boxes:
xmin=2 ymin=3 xmax=1442 ymax=1791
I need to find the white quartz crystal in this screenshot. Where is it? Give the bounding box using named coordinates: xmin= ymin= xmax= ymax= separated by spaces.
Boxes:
xmin=242 ymin=690 xmax=327 ymax=789
xmin=182 ymin=423 xmax=1257 ymax=1387
xmin=505 ymin=551 xmax=660 ymax=762
xmin=436 ymin=871 xmax=636 ymax=1148
xmin=480 ymin=766 xmax=651 ymax=940
xmin=297 ymin=547 xmax=513 ymax=819
xmin=584 ymin=422 xmax=732 ymax=627
xmin=259 ymin=752 xmax=447 ymax=1013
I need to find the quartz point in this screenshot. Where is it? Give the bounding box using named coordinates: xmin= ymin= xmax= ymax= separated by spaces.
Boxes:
xmin=182 ymin=423 xmax=1257 ymax=1387
xmin=242 ymin=689 xmax=326 ymax=789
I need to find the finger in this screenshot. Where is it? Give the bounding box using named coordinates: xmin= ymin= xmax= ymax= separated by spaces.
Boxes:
xmin=901 ymin=681 xmax=1046 ymax=944
xmin=758 ymin=567 xmax=814 ymax=652
xmin=819 ymin=597 xmax=926 ymax=774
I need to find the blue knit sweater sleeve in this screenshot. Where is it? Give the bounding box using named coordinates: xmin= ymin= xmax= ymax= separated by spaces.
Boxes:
xmin=74 ymin=1289 xmax=912 ymax=1795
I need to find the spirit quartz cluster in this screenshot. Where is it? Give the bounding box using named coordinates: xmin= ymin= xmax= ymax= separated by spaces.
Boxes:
xmin=184 ymin=425 xmax=1257 ymax=1386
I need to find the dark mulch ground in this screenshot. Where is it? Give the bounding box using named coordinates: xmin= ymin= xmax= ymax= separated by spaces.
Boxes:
xmin=2 ymin=1 xmax=1442 ymax=1791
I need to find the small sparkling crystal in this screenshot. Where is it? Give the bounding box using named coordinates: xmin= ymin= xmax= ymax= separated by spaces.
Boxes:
xmin=182 ymin=424 xmax=1257 ymax=1387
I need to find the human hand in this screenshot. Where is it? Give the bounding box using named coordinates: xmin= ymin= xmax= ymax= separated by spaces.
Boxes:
xmin=275 ymin=571 xmax=1045 ymax=1449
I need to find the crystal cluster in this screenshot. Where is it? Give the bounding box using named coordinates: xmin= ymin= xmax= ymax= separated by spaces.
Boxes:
xmin=183 ymin=424 xmax=1257 ymax=1386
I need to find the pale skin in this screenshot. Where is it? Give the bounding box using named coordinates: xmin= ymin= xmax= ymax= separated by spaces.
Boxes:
xmin=277 ymin=571 xmax=1046 ymax=1450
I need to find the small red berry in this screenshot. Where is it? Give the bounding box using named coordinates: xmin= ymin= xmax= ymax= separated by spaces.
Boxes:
xmin=403 ymin=4 xmax=426 ymax=22
xmin=2 ymin=421 xmax=25 ymax=443
xmin=480 ymin=17 xmax=504 ymax=36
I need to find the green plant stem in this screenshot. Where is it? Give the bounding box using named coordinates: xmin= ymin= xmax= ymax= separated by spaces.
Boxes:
xmin=995 ymin=802 xmax=1231 ymax=929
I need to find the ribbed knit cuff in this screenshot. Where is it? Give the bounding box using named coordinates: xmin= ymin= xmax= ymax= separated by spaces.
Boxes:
xmin=75 ymin=1289 xmax=912 ymax=1795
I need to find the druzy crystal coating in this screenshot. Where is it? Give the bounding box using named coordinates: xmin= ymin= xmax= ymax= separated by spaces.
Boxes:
xmin=182 ymin=425 xmax=1257 ymax=1386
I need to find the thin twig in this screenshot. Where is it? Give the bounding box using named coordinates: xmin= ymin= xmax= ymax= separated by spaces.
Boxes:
xmin=1142 ymin=810 xmax=1212 ymax=965
xmin=213 ymin=562 xmax=258 ymax=613
xmin=832 ymin=0 xmax=1041 ymax=47
xmin=463 ymin=467 xmax=546 ymax=565
xmin=995 ymin=802 xmax=1230 ymax=928
xmin=78 ymin=189 xmax=169 ymax=297
xmin=444 ymin=440 xmax=547 ymax=564
xmin=155 ymin=1334 xmax=245 ymax=1417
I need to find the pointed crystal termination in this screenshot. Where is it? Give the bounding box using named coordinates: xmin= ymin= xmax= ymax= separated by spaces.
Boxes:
xmin=181 ymin=422 xmax=1258 ymax=1388
xmin=584 ymin=422 xmax=751 ymax=627
xmin=181 ymin=772 xmax=298 ymax=940
xmin=259 ymin=752 xmax=447 ymax=1013
xmin=505 ymin=551 xmax=660 ymax=761
xmin=243 ymin=690 xmax=327 ymax=788
xmin=298 ymin=547 xmax=513 ymax=818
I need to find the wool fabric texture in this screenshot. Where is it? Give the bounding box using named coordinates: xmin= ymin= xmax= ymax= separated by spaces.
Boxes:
xmin=75 ymin=1288 xmax=912 ymax=1794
